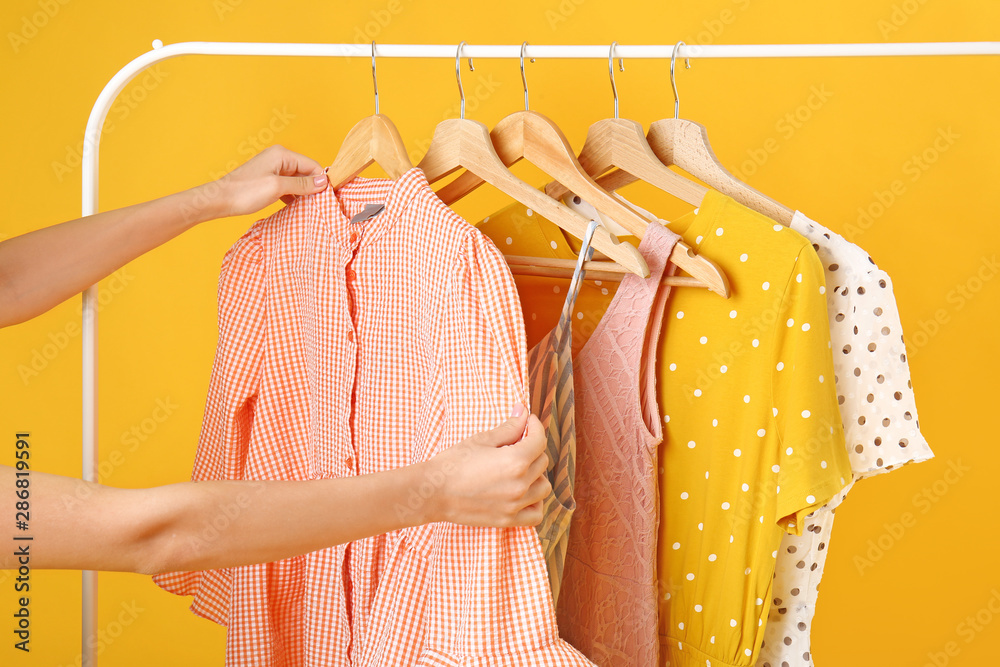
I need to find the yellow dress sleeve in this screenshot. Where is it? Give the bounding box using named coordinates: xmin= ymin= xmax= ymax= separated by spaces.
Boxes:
xmin=770 ymin=245 xmax=852 ymax=535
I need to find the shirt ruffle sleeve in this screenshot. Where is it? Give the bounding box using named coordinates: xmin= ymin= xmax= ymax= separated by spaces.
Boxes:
xmin=151 ymin=222 xmax=266 ymax=620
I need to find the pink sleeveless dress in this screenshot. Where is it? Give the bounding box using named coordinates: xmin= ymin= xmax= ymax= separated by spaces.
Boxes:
xmin=557 ymin=221 xmax=680 ymax=666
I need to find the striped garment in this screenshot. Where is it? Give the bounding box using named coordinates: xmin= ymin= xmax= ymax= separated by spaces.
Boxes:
xmin=528 ymin=219 xmax=598 ymax=605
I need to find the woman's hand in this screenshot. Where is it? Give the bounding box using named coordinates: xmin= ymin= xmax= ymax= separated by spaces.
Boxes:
xmin=427 ymin=405 xmax=552 ymax=528
xmin=212 ymin=144 xmax=330 ymax=218
xmin=1 ymin=407 xmax=550 ymax=574
xmin=0 ymin=145 xmax=331 ymax=328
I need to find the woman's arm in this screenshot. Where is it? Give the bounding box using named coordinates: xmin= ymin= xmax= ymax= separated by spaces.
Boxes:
xmin=0 ymin=145 xmax=329 ymax=328
xmin=0 ymin=146 xmax=552 ymax=575
xmin=1 ymin=409 xmax=549 ymax=575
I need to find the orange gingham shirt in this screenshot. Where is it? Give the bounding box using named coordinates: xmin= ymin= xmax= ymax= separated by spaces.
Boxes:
xmin=153 ymin=168 xmax=593 ymax=667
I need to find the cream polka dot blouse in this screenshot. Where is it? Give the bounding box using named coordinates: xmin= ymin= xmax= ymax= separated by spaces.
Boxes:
xmin=756 ymin=212 xmax=933 ymax=667
xmin=792 ymin=212 xmax=933 ymax=479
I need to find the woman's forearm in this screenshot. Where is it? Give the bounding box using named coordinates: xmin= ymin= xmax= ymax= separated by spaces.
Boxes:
xmin=0 ymin=144 xmax=552 ymax=575
xmin=0 ymin=411 xmax=547 ymax=574
xmin=146 ymin=463 xmax=437 ymax=574
xmin=0 ymin=145 xmax=329 ymax=329
xmin=1 ymin=462 xmax=437 ymax=574
xmin=0 ymin=184 xmax=224 ymax=328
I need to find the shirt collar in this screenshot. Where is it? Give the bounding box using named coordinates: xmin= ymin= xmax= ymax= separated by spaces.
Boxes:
xmin=317 ymin=166 xmax=429 ymax=249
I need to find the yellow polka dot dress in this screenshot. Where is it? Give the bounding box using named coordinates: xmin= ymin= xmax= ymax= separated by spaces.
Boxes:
xmin=618 ymin=191 xmax=852 ymax=667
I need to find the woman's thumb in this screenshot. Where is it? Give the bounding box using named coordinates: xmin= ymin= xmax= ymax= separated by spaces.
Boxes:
xmin=279 ymin=173 xmax=328 ymax=198
xmin=480 ymin=404 xmax=528 ymax=447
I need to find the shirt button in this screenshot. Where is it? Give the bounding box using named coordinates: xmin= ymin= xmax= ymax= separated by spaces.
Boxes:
xmin=349 ymin=232 xmax=359 ymax=244
xmin=346 ymin=268 xmax=358 ymax=281
xmin=347 ymin=330 xmax=354 ymax=342
xmin=346 ymin=455 xmax=354 ymax=468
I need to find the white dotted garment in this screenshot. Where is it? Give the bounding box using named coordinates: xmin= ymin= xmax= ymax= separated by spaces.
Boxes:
xmin=756 ymin=212 xmax=933 ymax=667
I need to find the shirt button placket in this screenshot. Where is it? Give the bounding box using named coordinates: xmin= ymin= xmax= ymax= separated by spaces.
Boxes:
xmin=344 ymin=222 xmax=362 ymax=476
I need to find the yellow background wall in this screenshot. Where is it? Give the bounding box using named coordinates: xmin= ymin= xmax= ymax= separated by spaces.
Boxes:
xmin=1 ymin=1 xmax=997 ymax=665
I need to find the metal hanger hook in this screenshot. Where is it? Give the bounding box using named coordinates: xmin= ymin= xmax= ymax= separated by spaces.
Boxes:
xmin=456 ymin=41 xmax=475 ymax=119
xmin=670 ymin=41 xmax=691 ymax=120
xmin=371 ymin=41 xmax=379 ymax=115
xmin=520 ymin=41 xmax=535 ymax=111
xmin=608 ymin=41 xmax=624 ymax=119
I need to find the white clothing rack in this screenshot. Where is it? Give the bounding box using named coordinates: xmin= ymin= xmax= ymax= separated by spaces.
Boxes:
xmin=78 ymin=40 xmax=999 ymax=666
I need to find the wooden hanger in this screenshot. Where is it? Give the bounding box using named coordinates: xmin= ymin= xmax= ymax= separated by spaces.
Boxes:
xmin=437 ymin=43 xmax=729 ymax=296
xmin=544 ymin=42 xmax=707 ymax=208
xmin=421 ymin=44 xmax=648 ymax=277
xmin=594 ymin=42 xmax=794 ymax=227
xmin=326 ymin=41 xmax=413 ymax=188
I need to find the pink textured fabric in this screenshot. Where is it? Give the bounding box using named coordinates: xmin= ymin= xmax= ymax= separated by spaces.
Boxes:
xmin=557 ymin=221 xmax=680 ymax=666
